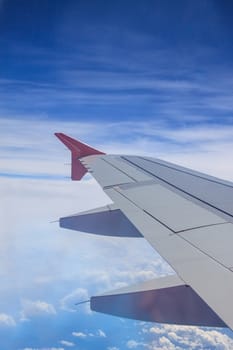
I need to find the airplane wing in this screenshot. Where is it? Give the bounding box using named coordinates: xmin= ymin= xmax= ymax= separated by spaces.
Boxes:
xmin=55 ymin=133 xmax=233 ymax=330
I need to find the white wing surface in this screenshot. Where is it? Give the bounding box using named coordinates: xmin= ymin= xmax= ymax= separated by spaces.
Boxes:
xmin=55 ymin=133 xmax=233 ymax=330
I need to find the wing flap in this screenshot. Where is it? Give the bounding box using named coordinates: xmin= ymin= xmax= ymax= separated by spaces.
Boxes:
xmin=60 ymin=205 xmax=142 ymax=237
xmin=91 ymin=275 xmax=226 ymax=327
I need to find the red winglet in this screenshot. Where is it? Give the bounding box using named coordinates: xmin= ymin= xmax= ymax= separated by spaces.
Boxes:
xmin=55 ymin=133 xmax=105 ymax=180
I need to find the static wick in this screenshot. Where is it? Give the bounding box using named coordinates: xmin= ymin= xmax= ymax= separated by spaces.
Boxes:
xmin=50 ymin=220 xmax=59 ymax=223
xmin=75 ymin=299 xmax=90 ymax=306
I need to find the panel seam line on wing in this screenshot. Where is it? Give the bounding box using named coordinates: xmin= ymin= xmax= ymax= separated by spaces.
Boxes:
xmin=103 ymin=182 xmax=135 ymax=190
xmin=174 ymin=221 xmax=229 ymax=234
xmin=138 ymin=156 xmax=233 ymax=189
xmin=113 ymin=187 xmax=176 ymax=233
xmin=113 ymin=188 xmax=227 ymax=235
xmin=177 ymin=232 xmax=233 ymax=272
xmin=101 ymin=157 xmax=138 ymax=182
xmin=112 ymin=188 xmax=233 ymax=273
xmin=121 ymin=156 xmax=233 ymax=219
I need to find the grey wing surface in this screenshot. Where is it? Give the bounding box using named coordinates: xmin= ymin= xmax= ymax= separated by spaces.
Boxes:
xmin=55 ymin=133 xmax=233 ymax=330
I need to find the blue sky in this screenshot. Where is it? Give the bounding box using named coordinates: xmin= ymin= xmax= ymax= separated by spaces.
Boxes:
xmin=1 ymin=1 xmax=233 ymax=349
xmin=1 ymin=0 xmax=233 ymax=126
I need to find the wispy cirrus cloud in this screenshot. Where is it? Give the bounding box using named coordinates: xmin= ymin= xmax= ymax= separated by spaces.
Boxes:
xmin=1 ymin=32 xmax=233 ymax=124
xmin=1 ymin=117 xmax=233 ymax=181
xmin=1 ymin=68 xmax=232 ymax=123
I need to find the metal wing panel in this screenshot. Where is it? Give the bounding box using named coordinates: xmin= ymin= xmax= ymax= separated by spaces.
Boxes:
xmin=142 ymin=156 xmax=233 ymax=185
xmin=79 ymin=153 xmax=233 ymax=329
xmin=123 ymin=156 xmax=233 ymax=218
xmin=55 ymin=134 xmax=233 ymax=329
xmin=104 ymin=186 xmax=233 ymax=329
xmin=80 ymin=155 xmax=135 ymax=187
xmin=100 ymin=155 xmax=153 ymax=182
xmin=179 ymin=223 xmax=233 ymax=269
xmin=120 ymin=183 xmax=225 ymax=232
xmin=125 ymin=155 xmax=233 ymax=187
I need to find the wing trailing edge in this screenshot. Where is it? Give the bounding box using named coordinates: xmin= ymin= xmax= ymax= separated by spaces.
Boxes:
xmin=55 ymin=133 xmax=105 ymax=180
xmin=91 ymin=275 xmax=226 ymax=327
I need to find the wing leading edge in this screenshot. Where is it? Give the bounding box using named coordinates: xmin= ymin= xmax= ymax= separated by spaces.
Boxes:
xmin=55 ymin=133 xmax=233 ymax=330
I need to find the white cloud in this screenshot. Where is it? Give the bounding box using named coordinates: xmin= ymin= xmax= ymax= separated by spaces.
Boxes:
xmin=126 ymin=339 xmax=149 ymax=349
xmin=163 ymin=325 xmax=233 ymax=349
xmin=148 ymin=326 xmax=165 ymax=335
xmin=126 ymin=339 xmax=141 ymax=348
xmin=71 ymin=329 xmax=106 ymax=340
xmin=20 ymin=299 xmax=56 ymax=320
xmin=72 ymin=331 xmax=87 ymax=338
xmin=159 ymin=336 xmax=178 ymax=350
xmin=107 ymin=347 xmax=119 ymax=350
xmin=1 ymin=117 xmax=233 ymax=182
xmin=142 ymin=324 xmax=233 ymax=350
xmin=97 ymin=329 xmax=106 ymax=337
xmin=59 ymin=340 xmax=74 ymax=347
xmin=0 ymin=313 xmax=16 ymax=326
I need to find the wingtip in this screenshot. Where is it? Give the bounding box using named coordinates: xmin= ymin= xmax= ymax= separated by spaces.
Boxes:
xmin=55 ymin=132 xmax=105 ymax=181
xmin=54 ymin=132 xmax=65 ymax=136
xmin=54 ymin=132 xmax=69 ymax=143
xmin=54 ymin=132 xmax=105 ymax=157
